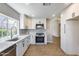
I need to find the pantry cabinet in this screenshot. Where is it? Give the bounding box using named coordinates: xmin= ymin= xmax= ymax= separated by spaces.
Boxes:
xmin=61 ymin=4 xmax=79 ymax=55
xmin=61 ymin=4 xmax=79 ymax=21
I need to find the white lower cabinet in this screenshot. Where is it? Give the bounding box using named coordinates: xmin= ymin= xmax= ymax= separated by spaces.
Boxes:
xmin=27 ymin=36 xmax=30 ymax=46
xmin=22 ymin=39 xmax=26 ymax=55
xmin=16 ymin=40 xmax=23 ymax=56
xmin=16 ymin=36 xmax=30 ymax=56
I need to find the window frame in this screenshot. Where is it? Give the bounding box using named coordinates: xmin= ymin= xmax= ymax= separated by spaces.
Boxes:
xmin=0 ymin=13 xmax=19 ymax=41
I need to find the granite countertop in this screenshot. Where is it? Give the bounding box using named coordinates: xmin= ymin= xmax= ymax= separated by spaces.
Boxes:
xmin=0 ymin=35 xmax=29 ymax=53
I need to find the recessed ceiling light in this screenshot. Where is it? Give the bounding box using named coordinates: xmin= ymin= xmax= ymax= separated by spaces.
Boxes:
xmin=52 ymin=14 xmax=55 ymax=17
xmin=64 ymin=3 xmax=69 ymax=5
xmin=25 ymin=3 xmax=30 ymax=5
xmin=61 ymin=14 xmax=63 ymax=17
xmin=31 ymin=14 xmax=35 ymax=17
xmin=43 ymin=3 xmax=51 ymax=6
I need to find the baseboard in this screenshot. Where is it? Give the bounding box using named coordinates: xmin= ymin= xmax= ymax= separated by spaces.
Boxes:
xmin=53 ymin=35 xmax=60 ymax=37
xmin=65 ymin=51 xmax=79 ymax=56
xmin=61 ymin=48 xmax=79 ymax=56
xmin=47 ymin=41 xmax=53 ymax=43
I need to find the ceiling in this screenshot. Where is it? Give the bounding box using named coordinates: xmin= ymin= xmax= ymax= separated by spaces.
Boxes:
xmin=7 ymin=3 xmax=71 ymax=18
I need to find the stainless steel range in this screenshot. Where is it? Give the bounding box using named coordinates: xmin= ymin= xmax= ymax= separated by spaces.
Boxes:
xmin=35 ymin=23 xmax=47 ymax=44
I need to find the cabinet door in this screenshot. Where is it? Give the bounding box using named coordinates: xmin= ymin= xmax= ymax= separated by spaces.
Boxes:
xmin=24 ymin=16 xmax=33 ymax=29
xmin=24 ymin=17 xmax=28 ymax=29
xmin=20 ymin=14 xmax=25 ymax=29
xmin=32 ymin=19 xmax=36 ymax=29
xmin=23 ymin=38 xmax=28 ymax=53
xmin=28 ymin=19 xmax=32 ymax=29
xmin=22 ymin=39 xmax=26 ymax=55
xmin=30 ymin=33 xmax=35 ymax=44
xmin=24 ymin=36 xmax=31 ymax=50
xmin=26 ymin=39 xmax=29 ymax=47
xmin=16 ymin=41 xmax=23 ymax=56
xmin=27 ymin=36 xmax=30 ymax=46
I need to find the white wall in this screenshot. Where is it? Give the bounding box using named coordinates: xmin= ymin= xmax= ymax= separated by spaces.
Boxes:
xmin=52 ymin=18 xmax=60 ymax=37
xmin=46 ymin=19 xmax=53 ymax=43
xmin=61 ymin=3 xmax=79 ymax=55
xmin=46 ymin=17 xmax=60 ymax=43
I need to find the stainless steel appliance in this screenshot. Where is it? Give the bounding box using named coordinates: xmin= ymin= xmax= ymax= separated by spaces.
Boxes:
xmin=36 ymin=24 xmax=44 ymax=29
xmin=0 ymin=44 xmax=16 ymax=56
xmin=35 ymin=33 xmax=45 ymax=43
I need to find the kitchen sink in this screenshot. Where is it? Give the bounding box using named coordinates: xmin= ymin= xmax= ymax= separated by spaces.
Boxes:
xmin=7 ymin=37 xmax=19 ymax=41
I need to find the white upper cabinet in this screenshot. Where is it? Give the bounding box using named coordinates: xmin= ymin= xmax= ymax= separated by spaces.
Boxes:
xmin=71 ymin=4 xmax=79 ymax=17
xmin=61 ymin=4 xmax=79 ymax=21
xmin=20 ymin=14 xmax=33 ymax=29
xmin=20 ymin=14 xmax=25 ymax=29
xmin=20 ymin=14 xmax=46 ymax=29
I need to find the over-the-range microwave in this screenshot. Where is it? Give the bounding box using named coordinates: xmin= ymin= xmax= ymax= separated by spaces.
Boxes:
xmin=36 ymin=24 xmax=44 ymax=29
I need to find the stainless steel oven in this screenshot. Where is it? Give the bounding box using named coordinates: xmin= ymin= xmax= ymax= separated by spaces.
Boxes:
xmin=36 ymin=36 xmax=44 ymax=43
xmin=35 ymin=33 xmax=45 ymax=43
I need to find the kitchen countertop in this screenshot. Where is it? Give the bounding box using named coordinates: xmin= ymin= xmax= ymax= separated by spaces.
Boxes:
xmin=0 ymin=35 xmax=29 ymax=53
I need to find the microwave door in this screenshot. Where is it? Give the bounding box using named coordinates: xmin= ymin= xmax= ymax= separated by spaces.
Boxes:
xmin=36 ymin=24 xmax=44 ymax=29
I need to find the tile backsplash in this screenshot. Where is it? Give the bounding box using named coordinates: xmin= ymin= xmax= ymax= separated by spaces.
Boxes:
xmin=19 ymin=29 xmax=28 ymax=35
xmin=19 ymin=29 xmax=46 ymax=35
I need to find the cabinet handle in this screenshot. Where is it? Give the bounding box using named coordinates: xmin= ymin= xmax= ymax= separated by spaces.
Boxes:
xmin=23 ymin=43 xmax=24 ymax=47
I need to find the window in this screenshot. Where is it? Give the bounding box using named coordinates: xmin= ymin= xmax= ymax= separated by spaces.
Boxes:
xmin=0 ymin=13 xmax=19 ymax=40
xmin=8 ymin=18 xmax=18 ymax=37
xmin=2 ymin=17 xmax=8 ymax=37
xmin=0 ymin=17 xmax=2 ymax=38
xmin=0 ymin=16 xmax=8 ymax=38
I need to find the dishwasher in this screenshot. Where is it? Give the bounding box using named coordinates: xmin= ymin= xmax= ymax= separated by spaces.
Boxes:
xmin=0 ymin=44 xmax=16 ymax=56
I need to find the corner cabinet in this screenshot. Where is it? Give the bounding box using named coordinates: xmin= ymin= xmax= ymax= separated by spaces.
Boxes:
xmin=20 ymin=14 xmax=25 ymax=29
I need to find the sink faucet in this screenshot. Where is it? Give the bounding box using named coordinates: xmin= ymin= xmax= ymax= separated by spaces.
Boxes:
xmin=11 ymin=27 xmax=13 ymax=39
xmin=11 ymin=26 xmax=17 ymax=39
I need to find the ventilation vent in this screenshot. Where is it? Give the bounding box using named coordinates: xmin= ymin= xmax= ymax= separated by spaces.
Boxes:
xmin=43 ymin=3 xmax=51 ymax=6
